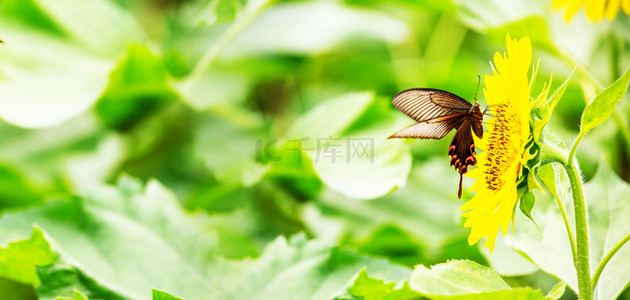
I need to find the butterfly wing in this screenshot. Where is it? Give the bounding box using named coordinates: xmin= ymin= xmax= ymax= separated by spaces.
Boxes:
xmin=448 ymin=118 xmax=480 ymax=198
xmin=389 ymin=113 xmax=466 ymax=139
xmin=392 ymin=88 xmax=472 ymax=123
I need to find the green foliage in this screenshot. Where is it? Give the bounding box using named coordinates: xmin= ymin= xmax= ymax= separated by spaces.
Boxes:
xmin=1 ymin=0 xmax=630 ymax=299
xmin=344 ymin=269 xmax=420 ymax=300
xmin=0 ymin=228 xmax=57 ymax=286
xmin=152 ymin=289 xmax=183 ymax=300
xmin=578 ymin=65 xmax=630 ymax=137
xmin=410 ymin=260 xmax=547 ymax=299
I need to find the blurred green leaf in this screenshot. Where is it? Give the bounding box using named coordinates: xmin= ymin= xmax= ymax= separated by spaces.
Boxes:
xmin=0 ymin=276 xmax=37 ymax=300
xmin=152 ymin=289 xmax=183 ymax=300
xmin=578 ymin=65 xmax=630 ymax=138
xmin=223 ymin=1 xmax=410 ymax=58
xmin=176 ymin=0 xmax=246 ymax=27
xmin=0 ymin=163 xmax=44 ymax=211
xmin=35 ymin=264 xmax=126 ymax=300
xmin=1 ymin=0 xmax=143 ymax=56
xmin=194 ymin=113 xmax=269 ymax=186
xmin=0 ymin=22 xmax=113 ymax=128
xmin=0 ymin=0 xmax=64 ymax=36
xmin=96 ymin=44 xmax=174 ymax=130
xmin=0 ymin=178 xmax=219 ymax=299
xmin=345 ymin=269 xmax=420 ymax=300
xmin=0 ymin=228 xmax=57 ymax=286
xmin=72 ymin=290 xmax=89 ymax=300
xmin=288 ymin=92 xmax=411 ymax=199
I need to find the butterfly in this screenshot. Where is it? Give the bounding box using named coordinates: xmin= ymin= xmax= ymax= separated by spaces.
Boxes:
xmin=388 ymin=88 xmax=484 ymax=198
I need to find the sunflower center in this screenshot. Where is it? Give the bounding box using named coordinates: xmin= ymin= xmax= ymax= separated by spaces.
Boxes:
xmin=484 ymin=101 xmax=521 ymax=191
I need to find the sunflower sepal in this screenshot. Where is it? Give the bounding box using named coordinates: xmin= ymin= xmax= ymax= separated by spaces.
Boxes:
xmin=518 ymin=188 xmax=543 ymax=237
xmin=531 ymin=67 xmax=575 ymax=141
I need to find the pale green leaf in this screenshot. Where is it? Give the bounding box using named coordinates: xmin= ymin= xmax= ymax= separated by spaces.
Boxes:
xmin=410 ymin=260 xmax=510 ymax=295
xmin=286 ymin=92 xmax=411 ymax=199
xmin=5 ymin=0 xmax=144 ymax=56
xmin=409 ymin=260 xmax=546 ymax=299
xmin=584 ymin=161 xmax=630 ymax=300
xmin=479 ymin=236 xmax=539 ymax=277
xmin=0 ymin=21 xmax=113 ymax=128
xmin=223 ymin=1 xmax=410 ymax=58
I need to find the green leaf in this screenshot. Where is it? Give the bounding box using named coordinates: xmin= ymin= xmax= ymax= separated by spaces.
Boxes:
xmin=410 ymin=260 xmax=510 ymax=295
xmin=1 ymin=0 xmax=143 ymax=56
xmin=584 ymin=161 xmax=630 ymax=300
xmin=73 ymin=290 xmax=89 ymax=300
xmin=579 ymin=65 xmax=630 ymax=137
xmin=0 ymin=277 xmax=37 ymax=300
xmin=0 ymin=163 xmax=44 ymax=211
xmin=194 ymin=112 xmax=269 ymax=186
xmin=519 ymin=190 xmax=541 ymax=237
xmin=152 ymin=289 xmax=183 ymax=300
xmin=409 ymin=260 xmax=547 ymax=299
xmin=176 ymin=0 xmax=245 ymax=27
xmin=346 ymin=269 xmax=420 ymax=300
xmin=544 ymin=282 xmax=566 ymax=300
xmin=222 ymin=1 xmax=410 ymax=57
xmin=0 ymin=228 xmax=57 ymax=286
xmin=0 ymin=21 xmax=114 ymax=128
xmin=96 ymin=44 xmax=174 ymax=130
xmin=0 ymin=178 xmax=411 ymax=300
xmin=35 ymin=264 xmax=126 ymax=300
xmin=287 ymin=92 xmax=412 ymax=199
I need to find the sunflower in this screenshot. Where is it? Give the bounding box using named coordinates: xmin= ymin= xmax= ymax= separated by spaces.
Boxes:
xmin=552 ymin=0 xmax=630 ymax=22
xmin=459 ymin=34 xmax=533 ymax=253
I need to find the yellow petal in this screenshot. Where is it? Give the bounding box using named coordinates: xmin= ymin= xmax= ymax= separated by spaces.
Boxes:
xmin=605 ymin=0 xmax=621 ymax=20
xmin=565 ymin=0 xmax=585 ymax=21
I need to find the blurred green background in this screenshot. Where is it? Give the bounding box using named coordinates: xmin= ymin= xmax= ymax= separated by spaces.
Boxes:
xmin=0 ymin=0 xmax=629 ymax=299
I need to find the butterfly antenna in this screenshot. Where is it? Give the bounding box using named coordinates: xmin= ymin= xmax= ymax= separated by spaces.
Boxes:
xmin=474 ymin=75 xmax=481 ymax=103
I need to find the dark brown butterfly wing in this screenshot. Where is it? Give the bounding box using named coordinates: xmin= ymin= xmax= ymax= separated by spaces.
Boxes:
xmin=390 ymin=88 xmax=483 ymax=199
xmin=392 ymin=89 xmax=472 ymax=123
xmin=388 ymin=113 xmax=467 ymax=139
xmin=449 ymin=118 xmax=479 ymax=198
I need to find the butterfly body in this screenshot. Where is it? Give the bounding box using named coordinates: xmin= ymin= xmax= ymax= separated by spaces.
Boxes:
xmin=388 ymin=88 xmax=484 ymax=198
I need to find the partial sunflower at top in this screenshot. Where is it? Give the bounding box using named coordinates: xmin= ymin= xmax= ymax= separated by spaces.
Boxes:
xmin=553 ymin=0 xmax=630 ymax=22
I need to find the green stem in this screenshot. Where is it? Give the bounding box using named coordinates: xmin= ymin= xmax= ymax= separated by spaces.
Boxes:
xmin=568 ymin=132 xmax=585 ymax=166
xmin=592 ymin=232 xmax=630 ymax=290
xmin=564 ymin=162 xmax=593 ymax=300
xmin=541 ymin=143 xmax=592 ymax=300
xmin=541 ymin=147 xmax=577 ymax=259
